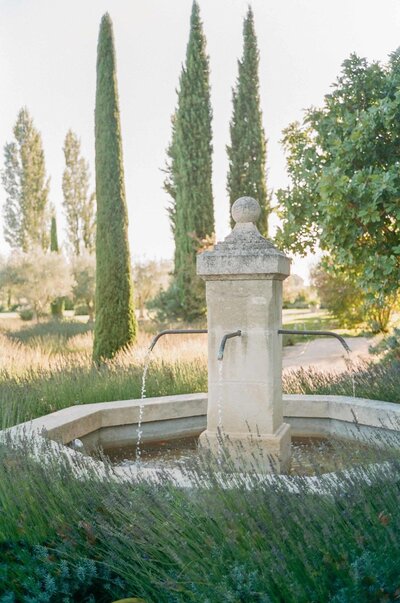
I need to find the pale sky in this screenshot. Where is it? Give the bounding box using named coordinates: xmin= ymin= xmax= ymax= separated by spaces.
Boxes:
xmin=1 ymin=0 xmax=400 ymax=282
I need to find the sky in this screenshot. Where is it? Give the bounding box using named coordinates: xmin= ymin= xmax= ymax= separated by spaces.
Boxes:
xmin=1 ymin=0 xmax=400 ymax=282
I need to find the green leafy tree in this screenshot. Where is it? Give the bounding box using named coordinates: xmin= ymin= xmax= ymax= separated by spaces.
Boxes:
xmin=62 ymin=130 xmax=96 ymax=255
xmin=227 ymin=6 xmax=269 ymax=236
xmin=2 ymin=108 xmax=50 ymax=251
xmin=0 ymin=254 xmax=24 ymax=310
xmin=133 ymin=258 xmax=171 ymax=320
xmin=277 ymin=53 xmax=400 ymax=331
xmin=162 ymin=1 xmax=214 ymax=322
xmin=5 ymin=247 xmax=72 ymax=321
xmin=93 ymin=13 xmax=137 ymax=361
xmin=311 ymin=261 xmax=366 ymax=328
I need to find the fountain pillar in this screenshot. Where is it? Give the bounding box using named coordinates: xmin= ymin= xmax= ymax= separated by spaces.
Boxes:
xmin=197 ymin=197 xmax=291 ymax=472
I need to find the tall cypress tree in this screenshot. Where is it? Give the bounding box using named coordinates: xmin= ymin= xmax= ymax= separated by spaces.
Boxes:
xmin=50 ymin=213 xmax=64 ymax=318
xmin=227 ymin=7 xmax=269 ymax=236
xmin=50 ymin=214 xmax=59 ymax=252
xmin=93 ymin=13 xmax=137 ymax=361
xmin=2 ymin=108 xmax=50 ymax=251
xmin=163 ymin=1 xmax=214 ymax=321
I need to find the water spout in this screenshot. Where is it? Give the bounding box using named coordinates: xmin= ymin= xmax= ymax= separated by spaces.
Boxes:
xmin=217 ymin=330 xmax=242 ymax=361
xmin=278 ymin=329 xmax=351 ymax=354
xmin=148 ymin=329 xmax=207 ymax=352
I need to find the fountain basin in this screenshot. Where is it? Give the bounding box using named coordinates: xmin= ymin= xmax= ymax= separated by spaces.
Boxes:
xmin=6 ymin=392 xmax=400 ymax=457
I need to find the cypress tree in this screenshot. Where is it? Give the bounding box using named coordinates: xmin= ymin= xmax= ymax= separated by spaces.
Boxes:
xmin=2 ymin=108 xmax=50 ymax=251
xmin=93 ymin=13 xmax=137 ymax=361
xmin=50 ymin=214 xmax=59 ymax=252
xmin=50 ymin=213 xmax=64 ymax=318
xmin=227 ymin=7 xmax=269 ymax=236
xmin=163 ymin=1 xmax=214 ymax=321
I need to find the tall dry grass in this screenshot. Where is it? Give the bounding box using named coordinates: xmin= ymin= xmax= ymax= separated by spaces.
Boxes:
xmin=0 ymin=320 xmax=208 ymax=428
xmin=0 ymin=318 xmax=398 ymax=429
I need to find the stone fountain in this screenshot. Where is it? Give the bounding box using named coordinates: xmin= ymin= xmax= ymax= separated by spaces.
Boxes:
xmin=6 ymin=196 xmax=400 ymax=483
xmin=197 ymin=196 xmax=291 ymax=472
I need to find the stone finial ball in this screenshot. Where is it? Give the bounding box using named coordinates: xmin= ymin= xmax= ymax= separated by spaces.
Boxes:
xmin=231 ymin=196 xmax=261 ymax=224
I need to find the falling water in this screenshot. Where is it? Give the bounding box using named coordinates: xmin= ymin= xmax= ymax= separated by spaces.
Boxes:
xmin=136 ymin=352 xmax=151 ymax=461
xmin=346 ymin=349 xmax=356 ymax=398
xmin=216 ymin=361 xmax=224 ymax=462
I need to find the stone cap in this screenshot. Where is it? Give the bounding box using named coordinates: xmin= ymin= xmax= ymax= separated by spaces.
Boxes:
xmin=197 ymin=197 xmax=290 ymax=280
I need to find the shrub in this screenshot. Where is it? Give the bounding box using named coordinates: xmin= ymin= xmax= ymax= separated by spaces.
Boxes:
xmin=283 ymin=360 xmax=400 ymax=403
xmin=74 ymin=304 xmax=90 ymax=316
xmin=2 ymin=436 xmax=400 ymax=602
xmin=311 ymin=262 xmax=366 ymax=328
xmin=71 ymin=253 xmax=95 ymax=321
xmin=64 ymin=297 xmax=74 ymax=311
xmin=0 ymin=542 xmax=127 ymax=602
xmin=370 ymin=327 xmax=400 ymax=362
xmin=18 ymin=308 xmax=34 ymax=321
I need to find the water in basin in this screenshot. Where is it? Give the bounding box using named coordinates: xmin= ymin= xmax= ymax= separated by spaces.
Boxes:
xmin=88 ymin=436 xmax=381 ymax=476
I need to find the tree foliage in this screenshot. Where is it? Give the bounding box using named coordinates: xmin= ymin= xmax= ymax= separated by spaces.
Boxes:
xmin=227 ymin=7 xmax=269 ymax=236
xmin=132 ymin=258 xmax=171 ymax=319
xmin=311 ymin=261 xmax=366 ymax=328
xmin=1 ymin=248 xmax=72 ymax=320
xmin=72 ymin=252 xmax=96 ymax=321
xmin=2 ymin=108 xmax=50 ymax=251
xmin=283 ymin=274 xmax=310 ymax=308
xmin=162 ymin=1 xmax=214 ymax=322
xmin=62 ymin=130 xmax=96 ymax=256
xmin=93 ymin=13 xmax=137 ymax=361
xmin=50 ymin=214 xmax=59 ymax=253
xmin=277 ymin=53 xmax=400 ymax=328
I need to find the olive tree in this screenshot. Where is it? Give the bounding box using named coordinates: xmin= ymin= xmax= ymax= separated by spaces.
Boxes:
xmin=3 ymin=249 xmax=72 ymax=320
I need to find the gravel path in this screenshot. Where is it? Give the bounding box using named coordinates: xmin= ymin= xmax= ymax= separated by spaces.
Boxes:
xmin=282 ymin=336 xmax=376 ymax=372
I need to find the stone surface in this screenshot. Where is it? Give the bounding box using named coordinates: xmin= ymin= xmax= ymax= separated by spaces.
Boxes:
xmin=197 ymin=197 xmax=291 ymax=473
xmin=199 ymin=422 xmax=291 ymax=473
xmin=231 ymin=196 xmax=261 ymax=223
xmin=7 ymin=392 xmax=400 ymax=446
xmin=197 ymin=197 xmax=290 ymax=279
xmin=81 ymin=416 xmax=206 ymax=451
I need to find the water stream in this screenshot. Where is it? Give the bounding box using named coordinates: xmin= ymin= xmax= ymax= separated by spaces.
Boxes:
xmin=216 ymin=361 xmax=224 ymax=462
xmin=345 ymin=349 xmax=357 ymax=398
xmin=136 ymin=351 xmax=152 ymax=461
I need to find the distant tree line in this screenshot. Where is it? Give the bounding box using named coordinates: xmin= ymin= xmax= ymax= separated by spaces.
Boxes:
xmin=1 ymin=4 xmax=270 ymax=356
xmin=7 ymin=2 xmax=398 ymax=364
xmin=2 ymin=109 xmax=96 ymax=258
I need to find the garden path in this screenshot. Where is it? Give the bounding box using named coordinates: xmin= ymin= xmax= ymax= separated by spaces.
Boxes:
xmin=282 ymin=336 xmax=377 ymax=372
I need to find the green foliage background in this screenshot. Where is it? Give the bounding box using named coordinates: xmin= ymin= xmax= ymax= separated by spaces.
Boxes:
xmin=277 ymin=53 xmax=400 ymax=328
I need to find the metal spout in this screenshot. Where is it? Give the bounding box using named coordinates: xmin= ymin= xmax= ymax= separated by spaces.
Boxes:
xmin=218 ymin=330 xmax=242 ymax=361
xmin=278 ymin=329 xmax=351 ymax=353
xmin=148 ymin=329 xmax=207 ymax=352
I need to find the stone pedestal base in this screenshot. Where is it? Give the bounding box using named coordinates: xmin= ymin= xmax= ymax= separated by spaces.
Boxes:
xmin=199 ymin=422 xmax=291 ymax=474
